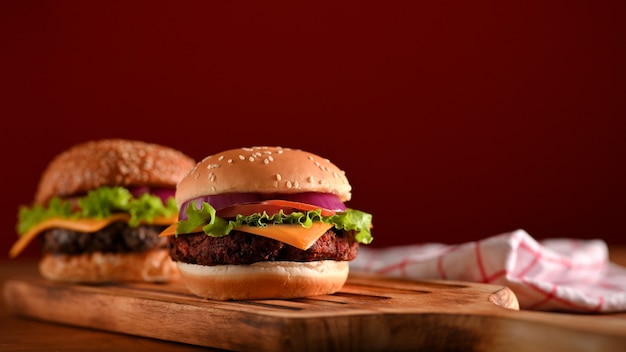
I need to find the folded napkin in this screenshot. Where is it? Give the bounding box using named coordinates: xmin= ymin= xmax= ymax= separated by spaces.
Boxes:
xmin=350 ymin=229 xmax=626 ymax=312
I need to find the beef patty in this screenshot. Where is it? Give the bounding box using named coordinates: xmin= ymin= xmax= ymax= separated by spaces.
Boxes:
xmin=168 ymin=229 xmax=359 ymax=266
xmin=41 ymin=222 xmax=168 ymax=255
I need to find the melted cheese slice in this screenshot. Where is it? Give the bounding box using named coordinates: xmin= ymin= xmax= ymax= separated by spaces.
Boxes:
xmin=9 ymin=214 xmax=176 ymax=259
xmin=159 ymin=222 xmax=333 ymax=251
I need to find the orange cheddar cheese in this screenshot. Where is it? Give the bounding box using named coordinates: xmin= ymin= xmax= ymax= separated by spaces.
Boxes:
xmin=9 ymin=214 xmax=177 ymax=258
xmin=159 ymin=222 xmax=333 ymax=251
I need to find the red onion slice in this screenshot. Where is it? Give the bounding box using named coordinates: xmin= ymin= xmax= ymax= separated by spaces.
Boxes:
xmin=178 ymin=192 xmax=345 ymax=220
xmin=278 ymin=192 xmax=346 ymax=211
xmin=128 ymin=186 xmax=176 ymax=204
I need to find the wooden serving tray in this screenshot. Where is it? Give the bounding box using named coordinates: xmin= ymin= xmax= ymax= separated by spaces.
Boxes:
xmin=3 ymin=272 xmax=626 ymax=351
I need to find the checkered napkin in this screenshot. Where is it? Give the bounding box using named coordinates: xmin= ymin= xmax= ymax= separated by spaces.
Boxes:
xmin=350 ymin=229 xmax=626 ymax=312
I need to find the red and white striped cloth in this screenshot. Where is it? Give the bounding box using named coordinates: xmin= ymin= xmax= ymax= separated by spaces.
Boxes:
xmin=350 ymin=229 xmax=626 ymax=312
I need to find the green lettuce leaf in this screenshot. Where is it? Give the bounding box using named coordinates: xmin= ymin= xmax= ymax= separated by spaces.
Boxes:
xmin=178 ymin=201 xmax=374 ymax=244
xmin=325 ymin=209 xmax=374 ymax=244
xmin=16 ymin=186 xmax=178 ymax=235
xmin=178 ymin=201 xmax=234 ymax=236
xmin=16 ymin=197 xmax=74 ymax=235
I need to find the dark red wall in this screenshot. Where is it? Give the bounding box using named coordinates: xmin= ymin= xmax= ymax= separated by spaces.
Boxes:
xmin=2 ymin=1 xmax=625 ymax=259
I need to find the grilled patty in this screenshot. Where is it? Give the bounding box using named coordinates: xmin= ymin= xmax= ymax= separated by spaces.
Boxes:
xmin=41 ymin=222 xmax=168 ymax=255
xmin=168 ymin=229 xmax=359 ymax=266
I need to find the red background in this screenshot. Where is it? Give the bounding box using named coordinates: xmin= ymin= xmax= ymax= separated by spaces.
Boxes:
xmin=2 ymin=1 xmax=625 ymax=259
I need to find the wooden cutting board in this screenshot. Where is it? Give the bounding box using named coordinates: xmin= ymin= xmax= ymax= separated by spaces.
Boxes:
xmin=3 ymin=272 xmax=626 ymax=352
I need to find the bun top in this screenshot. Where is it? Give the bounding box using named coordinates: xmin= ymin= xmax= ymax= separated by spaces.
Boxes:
xmin=35 ymin=139 xmax=196 ymax=205
xmin=176 ymin=146 xmax=352 ymax=206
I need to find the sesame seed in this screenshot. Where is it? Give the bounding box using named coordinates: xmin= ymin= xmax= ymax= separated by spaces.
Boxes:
xmin=308 ymin=156 xmax=314 ymax=161
xmin=218 ymin=155 xmax=224 ymax=161
xmin=268 ymin=155 xmax=273 ymax=161
xmin=239 ymin=155 xmax=245 ymax=160
xmin=227 ymin=159 xmax=233 ymax=163
xmin=275 ymin=174 xmax=282 ymax=181
xmin=307 ymin=176 xmax=314 ymax=183
xmin=286 ymin=181 xmax=292 ymax=188
xmin=248 ymin=156 xmax=254 ymax=162
xmin=207 ymin=163 xmax=220 ymax=169
xmin=263 ymin=158 xmax=269 ymax=164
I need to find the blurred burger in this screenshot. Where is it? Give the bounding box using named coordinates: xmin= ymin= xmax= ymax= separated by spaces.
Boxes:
xmin=9 ymin=139 xmax=196 ymax=283
xmin=160 ymin=146 xmax=373 ymax=300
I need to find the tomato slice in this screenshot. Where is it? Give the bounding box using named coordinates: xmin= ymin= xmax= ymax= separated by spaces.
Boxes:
xmin=261 ymin=200 xmax=337 ymax=215
xmin=216 ymin=200 xmax=336 ymax=218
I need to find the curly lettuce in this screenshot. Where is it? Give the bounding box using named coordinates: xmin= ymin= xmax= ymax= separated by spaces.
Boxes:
xmin=178 ymin=201 xmax=374 ymax=244
xmin=17 ymin=186 xmax=178 ymax=235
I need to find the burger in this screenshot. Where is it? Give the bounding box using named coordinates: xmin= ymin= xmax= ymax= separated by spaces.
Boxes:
xmin=9 ymin=138 xmax=196 ymax=283
xmin=159 ymin=146 xmax=373 ymax=300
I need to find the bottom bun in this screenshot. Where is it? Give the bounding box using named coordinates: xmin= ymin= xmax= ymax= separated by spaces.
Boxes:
xmin=176 ymin=260 xmax=349 ymax=300
xmin=39 ymin=249 xmax=180 ymax=283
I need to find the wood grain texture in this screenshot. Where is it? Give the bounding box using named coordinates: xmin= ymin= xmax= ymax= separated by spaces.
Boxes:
xmin=3 ymin=271 xmax=625 ymax=352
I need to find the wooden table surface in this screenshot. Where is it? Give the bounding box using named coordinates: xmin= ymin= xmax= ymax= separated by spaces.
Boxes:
xmin=2 ymin=247 xmax=626 ymax=352
xmin=0 ymin=258 xmax=217 ymax=352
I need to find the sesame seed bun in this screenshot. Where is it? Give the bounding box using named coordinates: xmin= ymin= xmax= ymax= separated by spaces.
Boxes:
xmin=176 ymin=260 xmax=348 ymax=300
xmin=35 ymin=138 xmax=196 ymax=205
xmin=175 ymin=146 xmax=352 ymax=207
